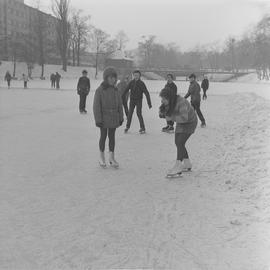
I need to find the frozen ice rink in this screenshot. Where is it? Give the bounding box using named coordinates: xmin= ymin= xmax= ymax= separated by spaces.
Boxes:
xmin=1 ymin=80 xmax=270 ymax=269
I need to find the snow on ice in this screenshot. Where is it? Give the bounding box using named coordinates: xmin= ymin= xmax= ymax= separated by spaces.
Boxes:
xmin=0 ymin=79 xmax=270 ymax=270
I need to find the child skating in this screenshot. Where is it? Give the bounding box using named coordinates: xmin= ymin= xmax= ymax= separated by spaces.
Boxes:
xmin=159 ymin=87 xmax=198 ymax=178
xmin=93 ymin=67 xmax=124 ymax=168
xmin=184 ymin=73 xmax=206 ymax=127
xmin=162 ymin=73 xmax=178 ymax=133
xmin=122 ymin=70 xmax=152 ymax=134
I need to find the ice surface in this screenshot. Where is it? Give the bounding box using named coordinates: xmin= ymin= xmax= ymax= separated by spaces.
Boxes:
xmin=0 ymin=81 xmax=270 ymax=269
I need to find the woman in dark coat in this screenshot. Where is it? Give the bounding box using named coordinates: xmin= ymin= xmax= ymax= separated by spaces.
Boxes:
xmin=4 ymin=71 xmax=12 ymax=89
xmin=159 ymin=87 xmax=197 ymax=177
xmin=93 ymin=67 xmax=124 ymax=168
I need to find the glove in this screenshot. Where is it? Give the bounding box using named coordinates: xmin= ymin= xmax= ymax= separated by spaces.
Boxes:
xmin=96 ymin=122 xmax=103 ymax=128
xmin=119 ymin=120 xmax=123 ymax=126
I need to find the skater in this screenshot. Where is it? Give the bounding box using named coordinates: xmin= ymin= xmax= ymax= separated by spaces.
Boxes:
xmin=159 ymin=87 xmax=198 ymax=177
xmin=22 ymin=74 xmax=28 ymax=89
xmin=122 ymin=70 xmax=152 ymax=134
xmin=4 ymin=71 xmax=12 ymax=89
xmin=162 ymin=74 xmax=177 ymax=133
xmin=184 ymin=73 xmax=206 ymax=127
xmin=201 ymin=75 xmax=209 ymax=100
xmin=77 ymin=70 xmax=90 ymax=114
xmin=93 ymin=67 xmax=124 ymax=168
xmin=116 ymin=74 xmax=130 ymax=118
xmin=50 ymin=73 xmax=56 ymax=88
xmin=55 ymin=72 xmax=61 ymax=89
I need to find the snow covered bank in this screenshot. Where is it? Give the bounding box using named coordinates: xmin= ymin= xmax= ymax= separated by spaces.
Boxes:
xmin=0 ymin=88 xmax=270 ymax=269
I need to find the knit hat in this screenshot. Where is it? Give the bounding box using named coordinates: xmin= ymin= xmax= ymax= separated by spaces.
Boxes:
xmin=103 ymin=67 xmax=117 ymax=80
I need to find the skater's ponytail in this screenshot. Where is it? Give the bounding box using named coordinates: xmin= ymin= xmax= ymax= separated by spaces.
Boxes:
xmin=159 ymin=87 xmax=177 ymax=116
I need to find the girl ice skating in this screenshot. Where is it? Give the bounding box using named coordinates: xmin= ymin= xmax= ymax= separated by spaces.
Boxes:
xmin=159 ymin=87 xmax=198 ymax=178
xmin=93 ymin=67 xmax=124 ymax=168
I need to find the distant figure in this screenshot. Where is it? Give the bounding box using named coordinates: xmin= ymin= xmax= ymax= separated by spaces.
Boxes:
xmin=22 ymin=74 xmax=29 ymax=89
xmin=77 ymin=70 xmax=90 ymax=114
xmin=184 ymin=73 xmax=206 ymax=127
xmin=4 ymin=71 xmax=12 ymax=89
xmin=50 ymin=73 xmax=56 ymax=88
xmin=162 ymin=73 xmax=178 ymax=133
xmin=55 ymin=72 xmax=61 ymax=89
xmin=201 ymin=75 xmax=209 ymax=100
xmin=116 ymin=75 xmax=130 ymax=118
xmin=122 ymin=70 xmax=152 ymax=134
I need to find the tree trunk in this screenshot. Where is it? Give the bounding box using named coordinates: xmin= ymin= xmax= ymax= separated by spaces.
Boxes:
xmin=95 ymin=52 xmax=98 ymax=79
xmin=41 ymin=63 xmax=44 ymax=78
xmin=13 ymin=55 xmax=16 ymax=77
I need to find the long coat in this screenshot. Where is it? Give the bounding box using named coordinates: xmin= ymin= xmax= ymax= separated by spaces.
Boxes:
xmin=93 ymin=83 xmax=124 ymax=128
xmin=166 ymin=95 xmax=197 ymax=134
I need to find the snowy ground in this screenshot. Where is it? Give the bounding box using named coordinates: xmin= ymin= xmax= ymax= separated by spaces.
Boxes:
xmin=0 ymin=81 xmax=270 ymax=270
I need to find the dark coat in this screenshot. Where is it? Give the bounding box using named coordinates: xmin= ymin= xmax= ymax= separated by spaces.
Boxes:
xmin=77 ymin=76 xmax=90 ymax=95
xmin=165 ymin=82 xmax=177 ymax=95
xmin=93 ymin=82 xmax=124 ymax=128
xmin=50 ymin=74 xmax=56 ymax=81
xmin=201 ymin=78 xmax=209 ymax=91
xmin=184 ymin=81 xmax=201 ymax=103
xmin=166 ymin=95 xmax=197 ymax=134
xmin=5 ymin=72 xmax=11 ymax=81
xmin=55 ymin=73 xmax=61 ymax=82
xmin=122 ymin=79 xmax=152 ymax=107
xmin=116 ymin=80 xmax=129 ymax=102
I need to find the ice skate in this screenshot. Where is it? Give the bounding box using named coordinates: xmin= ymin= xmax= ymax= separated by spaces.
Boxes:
xmin=162 ymin=125 xmax=169 ymax=132
xmin=109 ymin=152 xmax=119 ymax=168
xmin=201 ymin=122 xmax=206 ymax=128
xmin=182 ymin=158 xmax=192 ymax=172
xmin=99 ymin=151 xmax=106 ymax=168
xmin=166 ymin=126 xmax=174 ymax=133
xmin=124 ymin=128 xmax=129 ymax=133
xmin=139 ymin=128 xmax=146 ymax=134
xmin=166 ymin=160 xmax=183 ymax=178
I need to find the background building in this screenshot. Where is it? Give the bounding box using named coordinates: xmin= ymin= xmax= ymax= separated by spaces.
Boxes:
xmin=0 ymin=0 xmax=58 ymax=63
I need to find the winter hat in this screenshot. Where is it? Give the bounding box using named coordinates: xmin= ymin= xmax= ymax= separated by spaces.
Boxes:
xmin=103 ymin=66 xmax=117 ymax=80
xmin=82 ymin=70 xmax=88 ymax=74
xmin=189 ymin=73 xmax=196 ymax=79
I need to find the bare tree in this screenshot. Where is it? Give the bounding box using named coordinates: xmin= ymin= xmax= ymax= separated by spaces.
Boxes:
xmin=70 ymin=10 xmax=91 ymax=66
xmin=115 ymin=30 xmax=129 ymax=50
xmin=52 ymin=0 xmax=70 ymax=71
xmin=91 ymin=28 xmax=110 ymax=78
xmin=138 ymin=35 xmax=156 ymax=68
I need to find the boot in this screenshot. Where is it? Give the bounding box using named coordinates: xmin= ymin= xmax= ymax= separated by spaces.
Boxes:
xmin=109 ymin=152 xmax=119 ymax=168
xmin=167 ymin=160 xmax=183 ymax=176
xmin=182 ymin=158 xmax=192 ymax=171
xmin=99 ymin=151 xmax=106 ymax=168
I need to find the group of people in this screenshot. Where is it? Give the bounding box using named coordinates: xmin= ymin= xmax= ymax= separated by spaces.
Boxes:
xmin=4 ymin=71 xmax=29 ymax=89
xmin=4 ymin=71 xmax=63 ymax=90
xmin=76 ymin=67 xmax=210 ymax=176
xmin=50 ymin=72 xmax=61 ymax=89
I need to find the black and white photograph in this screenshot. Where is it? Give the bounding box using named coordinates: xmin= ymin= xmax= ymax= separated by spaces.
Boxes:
xmin=0 ymin=0 xmax=270 ymax=269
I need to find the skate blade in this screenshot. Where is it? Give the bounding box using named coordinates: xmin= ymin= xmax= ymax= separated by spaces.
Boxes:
xmin=99 ymin=162 xmax=107 ymax=168
xmin=109 ymin=162 xmax=119 ymax=169
xmin=139 ymin=131 xmax=146 ymax=134
xmin=166 ymin=173 xmax=182 ymax=179
xmin=182 ymin=168 xmax=192 ymax=172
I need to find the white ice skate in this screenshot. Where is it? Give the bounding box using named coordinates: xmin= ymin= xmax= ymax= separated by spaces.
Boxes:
xmin=99 ymin=151 xmax=106 ymax=168
xmin=182 ymin=158 xmax=192 ymax=172
xmin=166 ymin=160 xmax=183 ymax=178
xmin=109 ymin=152 xmax=119 ymax=168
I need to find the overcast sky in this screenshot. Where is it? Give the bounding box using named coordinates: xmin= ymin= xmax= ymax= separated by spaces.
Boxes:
xmin=25 ymin=0 xmax=270 ymax=51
